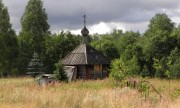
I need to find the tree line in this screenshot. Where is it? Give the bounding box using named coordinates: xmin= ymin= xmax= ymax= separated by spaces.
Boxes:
xmin=0 ymin=0 xmax=80 ymax=77
xmin=0 ymin=0 xmax=179 ymax=79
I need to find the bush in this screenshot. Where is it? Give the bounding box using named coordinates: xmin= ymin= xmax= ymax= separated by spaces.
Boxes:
xmin=109 ymin=58 xmax=127 ymax=81
xmin=53 ymin=60 xmax=67 ymax=82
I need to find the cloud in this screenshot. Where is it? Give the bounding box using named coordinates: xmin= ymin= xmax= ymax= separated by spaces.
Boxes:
xmin=122 ymin=22 xmax=149 ymax=33
xmin=171 ymin=17 xmax=180 ymax=26
xmin=2 ymin=0 xmax=180 ymax=34
xmin=71 ymin=22 xmax=126 ymax=35
xmin=89 ymin=22 xmax=126 ymax=34
xmin=3 ymin=0 xmax=28 ymax=33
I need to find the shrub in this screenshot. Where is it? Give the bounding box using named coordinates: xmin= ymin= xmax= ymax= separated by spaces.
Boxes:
xmin=109 ymin=58 xmax=127 ymax=81
xmin=53 ymin=60 xmax=67 ymax=82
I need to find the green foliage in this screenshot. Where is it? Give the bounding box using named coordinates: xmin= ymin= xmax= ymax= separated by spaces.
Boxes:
xmin=169 ymin=61 xmax=180 ymax=78
xmin=20 ymin=0 xmax=49 ymax=53
xmin=140 ymin=65 xmax=149 ymax=77
xmin=17 ymin=33 xmax=33 ymax=74
xmin=109 ymin=50 xmax=141 ymax=84
xmin=126 ymin=56 xmax=141 ymax=76
xmin=153 ymin=57 xmax=171 ymax=78
xmin=0 ymin=1 xmax=179 ymax=80
xmin=168 ymin=48 xmax=180 ymax=79
xmin=138 ymin=82 xmax=150 ymax=97
xmin=18 ymin=0 xmax=49 ymax=74
xmin=146 ymin=13 xmax=174 ymax=33
xmin=171 ymin=26 xmax=180 ymax=49
xmin=118 ymin=31 xmax=141 ymax=76
xmin=171 ymin=89 xmax=180 ymax=100
xmin=0 ymin=0 xmax=19 ymax=77
xmin=142 ymin=13 xmax=175 ymax=77
xmin=152 ymin=47 xmax=180 ymax=78
xmin=108 ymin=13 xmax=179 ymax=78
xmin=92 ymin=39 xmax=119 ymax=60
xmin=27 ymin=52 xmax=44 ymax=77
xmin=53 ymin=60 xmax=67 ymax=82
xmin=109 ymin=58 xmax=127 ymax=81
xmin=101 ymin=41 xmax=119 ymax=60
xmin=43 ymin=31 xmax=81 ymax=73
xmin=118 ymin=31 xmax=140 ymax=54
xmin=90 ymin=32 xmax=120 ymax=60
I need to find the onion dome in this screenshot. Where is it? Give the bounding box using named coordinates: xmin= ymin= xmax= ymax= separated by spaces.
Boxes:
xmin=81 ymin=27 xmax=89 ymax=36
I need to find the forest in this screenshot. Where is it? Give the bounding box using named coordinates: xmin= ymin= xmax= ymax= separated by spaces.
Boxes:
xmin=0 ymin=0 xmax=179 ymax=79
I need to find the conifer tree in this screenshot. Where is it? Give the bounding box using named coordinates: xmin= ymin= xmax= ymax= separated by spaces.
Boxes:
xmin=27 ymin=52 xmax=44 ymax=77
xmin=0 ymin=0 xmax=19 ymax=77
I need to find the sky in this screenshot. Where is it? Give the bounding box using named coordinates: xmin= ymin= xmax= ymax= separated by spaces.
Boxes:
xmin=3 ymin=0 xmax=180 ymax=35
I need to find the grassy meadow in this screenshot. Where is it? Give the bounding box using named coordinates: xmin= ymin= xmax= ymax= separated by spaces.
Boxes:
xmin=0 ymin=77 xmax=179 ymax=108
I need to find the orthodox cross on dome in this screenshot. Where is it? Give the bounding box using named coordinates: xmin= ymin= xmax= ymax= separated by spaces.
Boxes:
xmin=81 ymin=14 xmax=89 ymax=44
xmin=83 ymin=14 xmax=87 ymax=27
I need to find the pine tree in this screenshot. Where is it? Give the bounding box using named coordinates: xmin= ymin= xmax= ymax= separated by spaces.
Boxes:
xmin=27 ymin=52 xmax=44 ymax=77
xmin=0 ymin=0 xmax=19 ymax=77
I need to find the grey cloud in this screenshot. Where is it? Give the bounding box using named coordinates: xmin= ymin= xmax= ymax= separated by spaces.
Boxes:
xmin=2 ymin=0 xmax=180 ymax=33
xmin=44 ymin=0 xmax=180 ymax=30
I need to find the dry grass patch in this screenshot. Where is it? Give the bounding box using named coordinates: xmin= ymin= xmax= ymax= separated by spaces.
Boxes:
xmin=0 ymin=77 xmax=179 ymax=108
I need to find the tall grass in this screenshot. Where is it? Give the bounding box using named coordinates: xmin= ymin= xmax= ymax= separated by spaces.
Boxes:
xmin=0 ymin=77 xmax=179 ymax=108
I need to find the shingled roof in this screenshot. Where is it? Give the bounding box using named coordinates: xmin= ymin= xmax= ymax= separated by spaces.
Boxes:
xmin=62 ymin=15 xmax=110 ymax=66
xmin=62 ymin=44 xmax=110 ymax=65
